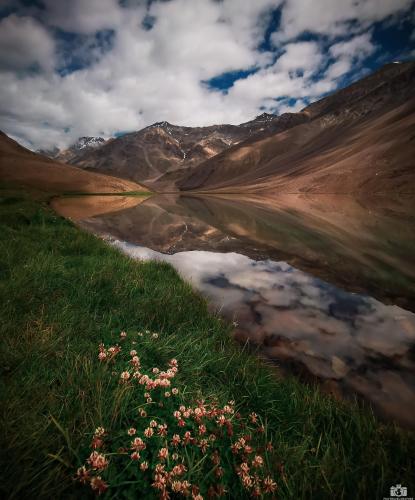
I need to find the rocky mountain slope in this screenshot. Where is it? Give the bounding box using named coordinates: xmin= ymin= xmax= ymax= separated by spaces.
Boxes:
xmin=38 ymin=136 xmax=107 ymax=163
xmin=52 ymin=113 xmax=307 ymax=190
xmin=0 ymin=131 xmax=144 ymax=194
xmin=177 ymin=62 xmax=415 ymax=194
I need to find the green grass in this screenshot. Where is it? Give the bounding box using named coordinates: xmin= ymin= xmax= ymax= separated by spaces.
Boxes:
xmin=0 ymin=188 xmax=414 ymax=499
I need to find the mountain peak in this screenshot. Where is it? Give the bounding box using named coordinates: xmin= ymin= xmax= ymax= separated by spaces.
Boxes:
xmin=74 ymin=136 xmax=106 ymax=149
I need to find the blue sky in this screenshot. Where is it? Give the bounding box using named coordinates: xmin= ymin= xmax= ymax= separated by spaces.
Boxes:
xmin=0 ymin=0 xmax=414 ymax=149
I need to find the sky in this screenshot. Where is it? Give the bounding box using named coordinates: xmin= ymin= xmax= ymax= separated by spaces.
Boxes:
xmin=0 ymin=0 xmax=414 ymax=150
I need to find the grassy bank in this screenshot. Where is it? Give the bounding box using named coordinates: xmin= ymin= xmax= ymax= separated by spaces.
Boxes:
xmin=0 ymin=188 xmax=414 ymax=499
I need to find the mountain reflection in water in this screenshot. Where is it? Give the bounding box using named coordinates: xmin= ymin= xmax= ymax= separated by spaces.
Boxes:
xmin=52 ymin=193 xmax=415 ymax=427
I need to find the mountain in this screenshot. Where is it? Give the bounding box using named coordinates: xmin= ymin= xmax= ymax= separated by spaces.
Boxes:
xmin=39 ymin=136 xmax=107 ymax=163
xmin=177 ymin=62 xmax=415 ymax=194
xmin=55 ymin=114 xmax=307 ymax=190
xmin=0 ymin=131 xmax=144 ymax=194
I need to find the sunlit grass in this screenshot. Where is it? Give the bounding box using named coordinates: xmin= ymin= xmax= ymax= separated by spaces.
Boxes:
xmin=0 ymin=188 xmax=414 ymax=498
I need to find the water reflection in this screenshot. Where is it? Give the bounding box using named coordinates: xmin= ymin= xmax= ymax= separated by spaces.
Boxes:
xmin=110 ymin=242 xmax=415 ymax=427
xmin=52 ymin=193 xmax=415 ymax=426
xmin=70 ymin=193 xmax=415 ymax=310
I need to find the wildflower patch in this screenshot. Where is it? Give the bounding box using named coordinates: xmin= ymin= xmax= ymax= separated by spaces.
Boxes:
xmin=76 ymin=331 xmax=279 ymax=498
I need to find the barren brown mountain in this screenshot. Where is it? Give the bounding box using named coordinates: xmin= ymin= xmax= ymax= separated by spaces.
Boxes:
xmin=58 ymin=114 xmax=307 ymax=190
xmin=0 ymin=131 xmax=144 ymax=194
xmin=177 ymin=62 xmax=415 ymax=194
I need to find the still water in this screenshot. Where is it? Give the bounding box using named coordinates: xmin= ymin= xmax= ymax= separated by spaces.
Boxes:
xmin=52 ymin=193 xmax=415 ymax=427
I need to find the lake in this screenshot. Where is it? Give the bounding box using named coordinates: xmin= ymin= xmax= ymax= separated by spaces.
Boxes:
xmin=52 ymin=193 xmax=415 ymax=428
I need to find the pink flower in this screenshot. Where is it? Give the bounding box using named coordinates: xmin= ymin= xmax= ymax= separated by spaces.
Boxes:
xmin=131 ymin=437 xmax=146 ymax=451
xmin=241 ymin=474 xmax=253 ymax=489
xmin=172 ymin=388 xmax=179 ymax=395
xmin=171 ymin=434 xmax=181 ymax=446
xmin=130 ymin=350 xmax=137 ymax=356
xmin=98 ymin=352 xmax=107 ymax=361
xmin=120 ymin=331 xmax=127 ymax=339
xmin=144 ymin=427 xmax=154 ymax=438
xmin=249 ymin=412 xmax=258 ymax=424
xmin=91 ymin=436 xmax=104 ymax=449
xmin=198 ymin=425 xmax=206 ymax=435
xmin=131 ymin=356 xmax=140 ymax=367
xmin=157 ymin=424 xmax=168 ymax=437
xmin=127 ymin=428 xmax=136 ymax=436
xmin=252 ymin=455 xmax=264 ymax=468
xmin=263 ymin=476 xmax=277 ymax=493
xmin=139 ymin=409 xmax=147 ymax=417
xmin=140 ymin=461 xmax=149 ymax=471
xmin=171 ymin=464 xmax=187 ymax=476
xmin=76 ymin=466 xmax=90 ymax=484
xmin=158 ymin=448 xmax=169 ymax=460
xmin=149 ymin=420 xmax=158 ymax=428
xmin=164 ymin=391 xmax=171 ymax=398
xmin=88 ymin=451 xmax=109 ymax=471
xmin=90 ymin=476 xmax=108 ymax=495
xmin=131 ymin=451 xmax=140 ymax=460
xmin=120 ymin=371 xmax=130 ymax=382
xmin=183 ymin=431 xmax=192 ymax=445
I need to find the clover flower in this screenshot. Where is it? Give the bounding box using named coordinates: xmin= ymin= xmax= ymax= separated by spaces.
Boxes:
xmin=76 ymin=465 xmax=90 ymax=484
xmin=263 ymin=476 xmax=277 ymax=493
xmin=88 ymin=452 xmax=109 ymax=471
xmin=252 ymin=455 xmax=264 ymax=468
xmin=90 ymin=476 xmax=108 ymax=494
xmin=144 ymin=427 xmax=154 ymax=438
xmin=158 ymin=447 xmax=169 ymax=460
xmin=94 ymin=427 xmax=105 ymax=437
xmin=131 ymin=437 xmax=146 ymax=451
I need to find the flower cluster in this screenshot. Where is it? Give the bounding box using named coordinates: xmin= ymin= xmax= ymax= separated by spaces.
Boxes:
xmin=77 ymin=331 xmax=279 ymax=498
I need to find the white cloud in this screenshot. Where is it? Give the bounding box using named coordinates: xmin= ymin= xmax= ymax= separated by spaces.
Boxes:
xmin=325 ymin=32 xmax=377 ymax=80
xmin=0 ymin=0 xmax=412 ymax=150
xmin=274 ymin=41 xmax=323 ymax=72
xmin=42 ymin=0 xmax=122 ymax=34
xmin=275 ymin=0 xmax=414 ymax=40
xmin=329 ymin=32 xmax=376 ymax=60
xmin=0 ymin=14 xmax=55 ymax=72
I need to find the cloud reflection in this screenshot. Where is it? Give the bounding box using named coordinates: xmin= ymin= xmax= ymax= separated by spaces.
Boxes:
xmin=112 ymin=241 xmax=415 ymax=427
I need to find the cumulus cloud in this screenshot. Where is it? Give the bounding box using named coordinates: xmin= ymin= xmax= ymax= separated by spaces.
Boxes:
xmin=0 ymin=0 xmax=413 ymax=150
xmin=0 ymin=14 xmax=55 ymax=72
xmin=42 ymin=0 xmax=122 ymax=34
xmin=325 ymin=32 xmax=377 ymax=80
xmin=275 ymin=0 xmax=414 ymax=40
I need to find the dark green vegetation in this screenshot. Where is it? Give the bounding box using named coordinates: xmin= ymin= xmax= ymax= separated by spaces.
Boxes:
xmin=0 ymin=188 xmax=414 ymax=499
